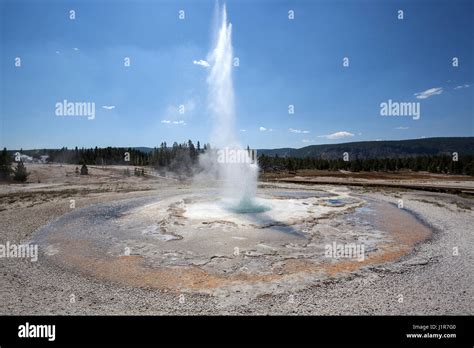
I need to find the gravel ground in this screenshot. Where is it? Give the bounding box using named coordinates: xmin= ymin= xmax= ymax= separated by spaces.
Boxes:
xmin=1 ymin=182 xmax=473 ymax=315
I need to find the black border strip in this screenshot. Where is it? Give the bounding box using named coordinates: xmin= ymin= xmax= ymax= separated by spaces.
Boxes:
xmin=0 ymin=315 xmax=472 ymax=346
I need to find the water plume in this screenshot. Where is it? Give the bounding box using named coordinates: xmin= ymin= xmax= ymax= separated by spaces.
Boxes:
xmin=205 ymin=3 xmax=262 ymax=213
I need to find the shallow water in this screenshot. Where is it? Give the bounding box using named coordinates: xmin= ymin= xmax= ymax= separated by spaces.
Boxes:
xmin=224 ymin=196 xmax=271 ymax=214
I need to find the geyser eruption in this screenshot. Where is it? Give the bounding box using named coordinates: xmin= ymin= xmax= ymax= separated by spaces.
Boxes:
xmin=207 ymin=4 xmax=236 ymax=149
xmin=206 ymin=4 xmax=264 ymax=213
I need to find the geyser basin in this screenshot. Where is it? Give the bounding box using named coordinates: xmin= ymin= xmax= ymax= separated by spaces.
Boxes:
xmin=30 ymin=184 xmax=432 ymax=295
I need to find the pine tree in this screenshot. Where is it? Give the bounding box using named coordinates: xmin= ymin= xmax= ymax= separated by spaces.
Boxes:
xmin=13 ymin=161 xmax=29 ymax=182
xmin=0 ymin=148 xmax=12 ymax=181
xmin=80 ymin=164 xmax=88 ymax=175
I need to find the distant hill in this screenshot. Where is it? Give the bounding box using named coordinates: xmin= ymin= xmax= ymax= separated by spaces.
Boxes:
xmin=11 ymin=137 xmax=474 ymax=160
xmin=133 ymin=147 xmax=154 ymax=153
xmin=258 ymin=137 xmax=474 ymax=160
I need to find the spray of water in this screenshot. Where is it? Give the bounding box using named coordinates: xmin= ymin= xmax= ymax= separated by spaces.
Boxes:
xmin=205 ymin=4 xmax=264 ymax=213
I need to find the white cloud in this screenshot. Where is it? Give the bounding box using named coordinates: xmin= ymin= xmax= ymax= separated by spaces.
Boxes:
xmin=161 ymin=119 xmax=186 ymax=125
xmin=72 ymin=47 xmax=79 ymax=51
xmin=193 ymin=59 xmax=210 ymax=68
xmin=102 ymin=105 xmax=115 ymax=110
xmin=302 ymin=139 xmax=313 ymax=143
xmin=240 ymin=129 xmax=246 ymax=132
xmin=259 ymin=127 xmax=267 ymax=132
xmin=289 ymin=128 xmax=310 ymax=134
xmin=395 ymin=126 xmax=409 ymax=130
xmin=318 ymin=131 xmax=354 ymax=140
xmin=454 ymin=84 xmax=470 ymax=90
xmin=414 ymin=87 xmax=443 ymax=99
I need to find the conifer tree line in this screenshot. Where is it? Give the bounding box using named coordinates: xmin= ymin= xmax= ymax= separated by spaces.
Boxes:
xmin=17 ymin=141 xmax=206 ymax=167
xmin=1 ymin=143 xmax=474 ymax=182
xmin=0 ymin=140 xmax=208 ymax=179
xmin=258 ymin=154 xmax=474 ymax=176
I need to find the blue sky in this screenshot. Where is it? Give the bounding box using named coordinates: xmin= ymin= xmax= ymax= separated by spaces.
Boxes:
xmin=1 ymin=0 xmax=473 ymax=150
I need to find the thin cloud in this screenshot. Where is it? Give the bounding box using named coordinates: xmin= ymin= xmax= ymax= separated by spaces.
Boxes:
xmin=414 ymin=87 xmax=443 ymax=99
xmin=240 ymin=129 xmax=246 ymax=132
xmin=454 ymin=84 xmax=470 ymax=90
xmin=395 ymin=126 xmax=409 ymax=130
xmin=259 ymin=126 xmax=267 ymax=132
xmin=193 ymin=59 xmax=210 ymax=68
xmin=72 ymin=47 xmax=79 ymax=51
xmin=318 ymin=131 xmax=354 ymax=140
xmin=289 ymin=128 xmax=310 ymax=134
xmin=102 ymin=105 xmax=115 ymax=110
xmin=161 ymin=119 xmax=186 ymax=125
